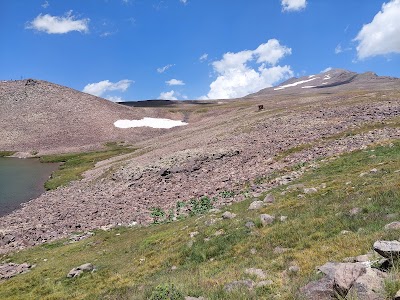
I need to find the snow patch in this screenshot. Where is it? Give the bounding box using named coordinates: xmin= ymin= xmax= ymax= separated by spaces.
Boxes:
xmin=323 ymin=74 xmax=331 ymax=80
xmin=114 ymin=118 xmax=188 ymax=129
xmin=274 ymin=77 xmax=318 ymax=91
xmin=301 ymin=86 xmax=316 ymax=89
xmin=322 ymin=82 xmax=329 ymax=85
xmin=309 ymin=75 xmax=316 ymax=78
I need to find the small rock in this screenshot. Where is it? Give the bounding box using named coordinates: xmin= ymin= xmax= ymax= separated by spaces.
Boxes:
xmin=304 ymin=187 xmax=318 ymax=194
xmin=273 ymin=246 xmax=288 ymax=254
xmin=185 ymin=297 xmax=206 ymax=300
xmin=370 ymin=168 xmax=378 ymax=173
xmin=263 ymin=193 xmax=275 ymax=203
xmin=171 ymin=266 xmax=177 ymax=270
xmin=224 ymin=280 xmax=254 ymax=292
xmin=244 ymin=268 xmax=267 ymax=279
xmin=340 ymin=230 xmax=351 ymax=235
xmin=248 ymin=201 xmax=264 ymax=210
xmin=279 ymin=216 xmax=288 ymax=222
xmin=208 ymin=208 xmax=221 ymax=214
xmin=214 ymin=229 xmax=224 ymax=236
xmin=373 ymin=240 xmax=400 ymax=259
xmin=222 ymin=211 xmax=236 ymax=219
xmin=288 ymin=265 xmax=300 ymax=273
xmin=394 ymin=290 xmax=400 ymax=300
xmin=250 ymin=248 xmax=257 ymax=255
xmin=359 ymin=172 xmax=368 ymax=177
xmin=349 ymin=207 xmax=362 ymax=216
xmin=245 ymin=221 xmax=255 ymax=229
xmin=256 ymin=280 xmax=273 ymax=288
xmin=260 ymin=214 xmax=275 ymax=226
xmin=190 ymin=231 xmax=199 ymax=238
xmin=384 ymin=221 xmax=400 ymax=230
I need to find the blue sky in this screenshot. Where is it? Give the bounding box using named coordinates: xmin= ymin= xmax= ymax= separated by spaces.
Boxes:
xmin=1 ymin=0 xmax=400 ymax=101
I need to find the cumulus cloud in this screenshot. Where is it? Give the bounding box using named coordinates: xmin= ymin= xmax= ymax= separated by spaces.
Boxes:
xmin=83 ymin=79 xmax=133 ymax=97
xmin=26 ymin=11 xmax=89 ymax=34
xmin=166 ymin=79 xmax=185 ymax=86
xmin=106 ymin=96 xmax=124 ymax=102
xmin=199 ymin=53 xmax=208 ymax=62
xmin=281 ymin=0 xmax=307 ymax=12
xmin=159 ymin=90 xmax=178 ymax=100
xmin=354 ymin=0 xmax=400 ymax=59
xmin=41 ymin=1 xmax=49 ymax=8
xmin=157 ymin=64 xmax=174 ymax=73
xmin=202 ymin=39 xmax=293 ymax=99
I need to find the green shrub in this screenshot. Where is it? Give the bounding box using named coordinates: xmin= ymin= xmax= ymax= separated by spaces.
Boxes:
xmin=150 ymin=207 xmax=166 ymax=224
xmin=149 ymin=284 xmax=184 ymax=300
xmin=189 ymin=196 xmax=213 ymax=216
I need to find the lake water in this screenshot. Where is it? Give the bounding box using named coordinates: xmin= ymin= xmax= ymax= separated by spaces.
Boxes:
xmin=0 ymin=158 xmax=59 ymax=216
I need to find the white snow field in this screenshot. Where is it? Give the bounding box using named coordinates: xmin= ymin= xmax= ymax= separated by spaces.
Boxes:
xmin=114 ymin=118 xmax=188 ymax=129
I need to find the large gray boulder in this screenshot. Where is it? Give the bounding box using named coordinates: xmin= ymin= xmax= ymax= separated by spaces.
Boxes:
xmin=222 ymin=211 xmax=236 ymax=219
xmin=347 ymin=268 xmax=387 ymax=300
xmin=300 ymin=276 xmax=334 ymax=300
xmin=373 ymin=240 xmax=400 ymax=259
xmin=333 ymin=263 xmax=366 ymax=297
xmin=384 ymin=222 xmax=400 ymax=230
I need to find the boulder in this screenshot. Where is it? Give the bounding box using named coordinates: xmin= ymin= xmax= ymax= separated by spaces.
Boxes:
xmin=260 ymin=214 xmax=275 ymax=226
xmin=248 ymin=201 xmax=264 ymax=210
xmin=263 ymin=193 xmax=275 ymax=203
xmin=304 ymin=187 xmax=318 ymax=194
xmin=384 ymin=222 xmax=400 ymax=230
xmin=67 ymin=263 xmax=95 ymax=278
xmin=300 ymin=276 xmax=334 ymax=300
xmin=333 ymin=263 xmax=366 ymax=297
xmin=318 ymin=262 xmax=340 ymax=278
xmin=245 ymin=221 xmax=255 ymax=229
xmin=256 ymin=280 xmax=273 ymax=288
xmin=0 ymin=263 xmax=31 ymax=280
xmin=347 ymin=268 xmax=387 ymax=300
xmin=222 ymin=211 xmax=236 ymax=219
xmin=373 ymin=240 xmax=400 ymax=259
xmin=224 ymin=280 xmax=254 ymax=292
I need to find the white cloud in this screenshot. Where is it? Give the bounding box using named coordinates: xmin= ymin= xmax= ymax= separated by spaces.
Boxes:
xmin=202 ymin=39 xmax=293 ymax=99
xmin=106 ymin=96 xmax=124 ymax=102
xmin=199 ymin=53 xmax=208 ymax=62
xmin=281 ymin=0 xmax=307 ymax=12
xmin=166 ymin=79 xmax=185 ymax=86
xmin=41 ymin=1 xmax=49 ymax=8
xmin=335 ymin=44 xmax=343 ymax=54
xmin=157 ymin=64 xmax=174 ymax=73
xmin=159 ymin=90 xmax=178 ymax=100
xmin=321 ymin=67 xmax=333 ymax=73
xmin=26 ymin=11 xmax=89 ymax=34
xmin=83 ymin=79 xmax=133 ymax=97
xmin=180 ymin=0 xmax=188 ymax=4
xmin=354 ymin=0 xmax=400 ymax=59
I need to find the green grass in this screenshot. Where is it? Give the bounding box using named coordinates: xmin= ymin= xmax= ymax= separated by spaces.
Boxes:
xmin=40 ymin=143 xmax=136 ymax=190
xmin=1 ymin=140 xmax=400 ymax=299
xmin=0 ymin=151 xmax=16 ymax=157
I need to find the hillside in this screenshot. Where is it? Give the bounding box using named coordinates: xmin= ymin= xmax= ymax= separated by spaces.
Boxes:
xmin=0 ymin=79 xmax=195 ymax=154
xmin=0 ymin=69 xmax=400 ymax=299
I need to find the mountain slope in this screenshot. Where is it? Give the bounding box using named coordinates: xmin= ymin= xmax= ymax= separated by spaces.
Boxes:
xmin=0 ymin=80 xmax=189 ymax=154
xmin=248 ymin=69 xmax=400 ymax=97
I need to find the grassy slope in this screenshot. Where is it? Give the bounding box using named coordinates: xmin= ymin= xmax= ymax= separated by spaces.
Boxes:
xmin=0 ymin=151 xmax=16 ymax=157
xmin=1 ymin=140 xmax=399 ymax=299
xmin=40 ymin=143 xmax=136 ymax=190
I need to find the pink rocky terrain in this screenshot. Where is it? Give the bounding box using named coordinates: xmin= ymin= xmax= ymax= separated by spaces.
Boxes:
xmin=0 ymin=71 xmax=399 ymax=253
